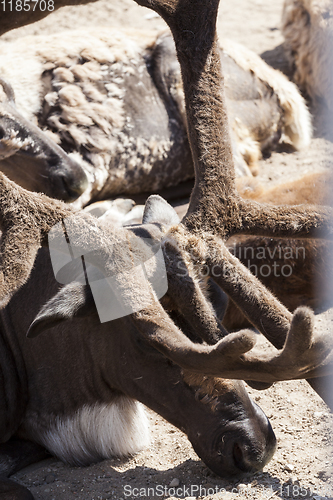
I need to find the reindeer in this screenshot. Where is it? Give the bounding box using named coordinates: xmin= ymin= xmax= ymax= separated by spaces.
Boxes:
xmin=0 ymin=0 xmax=332 ymax=498
xmin=0 ymin=27 xmax=312 ymax=207
xmin=282 ymin=0 xmax=333 ymax=109
xmin=0 ymin=77 xmax=88 ymax=201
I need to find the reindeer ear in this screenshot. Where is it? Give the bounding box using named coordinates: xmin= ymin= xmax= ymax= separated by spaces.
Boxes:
xmin=142 ymin=195 xmax=180 ymax=226
xmin=27 ymin=283 xmax=96 ymax=338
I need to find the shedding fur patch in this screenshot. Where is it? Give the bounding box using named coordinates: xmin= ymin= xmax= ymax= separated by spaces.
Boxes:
xmin=30 ymin=398 xmax=150 ymax=466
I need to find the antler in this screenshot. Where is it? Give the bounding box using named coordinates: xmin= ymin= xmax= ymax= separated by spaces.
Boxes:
xmin=130 ymin=302 xmax=333 ymax=383
xmin=134 ymin=1 xmax=333 ymax=241
xmin=131 ymin=0 xmax=333 ymax=388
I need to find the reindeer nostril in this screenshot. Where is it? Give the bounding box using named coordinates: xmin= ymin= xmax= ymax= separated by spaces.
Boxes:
xmin=233 ymin=442 xmax=247 ymax=471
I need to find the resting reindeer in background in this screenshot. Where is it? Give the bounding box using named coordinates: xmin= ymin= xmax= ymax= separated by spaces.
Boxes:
xmin=0 ymin=78 xmax=88 ymax=201
xmin=282 ymin=0 xmax=333 ymax=109
xmin=0 ymin=28 xmax=312 ymax=207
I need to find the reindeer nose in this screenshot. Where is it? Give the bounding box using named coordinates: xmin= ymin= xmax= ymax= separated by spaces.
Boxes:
xmin=62 ymin=170 xmax=88 ymax=201
xmin=230 ymin=417 xmax=276 ymax=473
xmin=232 ymin=423 xmax=276 ymax=473
xmin=56 ymin=160 xmax=88 ymax=202
xmin=192 ymin=415 xmax=276 ymax=478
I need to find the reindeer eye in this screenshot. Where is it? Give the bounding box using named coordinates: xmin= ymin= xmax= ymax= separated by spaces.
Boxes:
xmin=0 ymin=126 xmax=5 ymax=140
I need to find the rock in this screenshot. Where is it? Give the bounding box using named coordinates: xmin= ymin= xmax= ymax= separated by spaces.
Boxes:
xmin=237 ymin=483 xmax=250 ymax=491
xmin=169 ymin=478 xmax=180 ymax=487
xmin=45 ymin=474 xmax=56 ymax=484
xmin=284 ymin=464 xmax=294 ymax=472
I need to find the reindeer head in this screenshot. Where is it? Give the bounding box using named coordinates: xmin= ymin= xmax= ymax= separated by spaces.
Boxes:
xmin=0 ymin=78 xmax=88 ymax=202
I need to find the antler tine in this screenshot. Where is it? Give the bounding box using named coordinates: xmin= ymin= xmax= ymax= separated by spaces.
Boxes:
xmin=285 ymin=306 xmax=314 ymax=356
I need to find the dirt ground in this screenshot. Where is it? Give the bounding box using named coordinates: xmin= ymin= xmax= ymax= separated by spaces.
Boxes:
xmin=5 ymin=0 xmax=333 ymax=499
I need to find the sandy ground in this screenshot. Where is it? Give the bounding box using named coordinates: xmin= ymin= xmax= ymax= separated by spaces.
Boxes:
xmin=4 ymin=0 xmax=333 ymax=499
